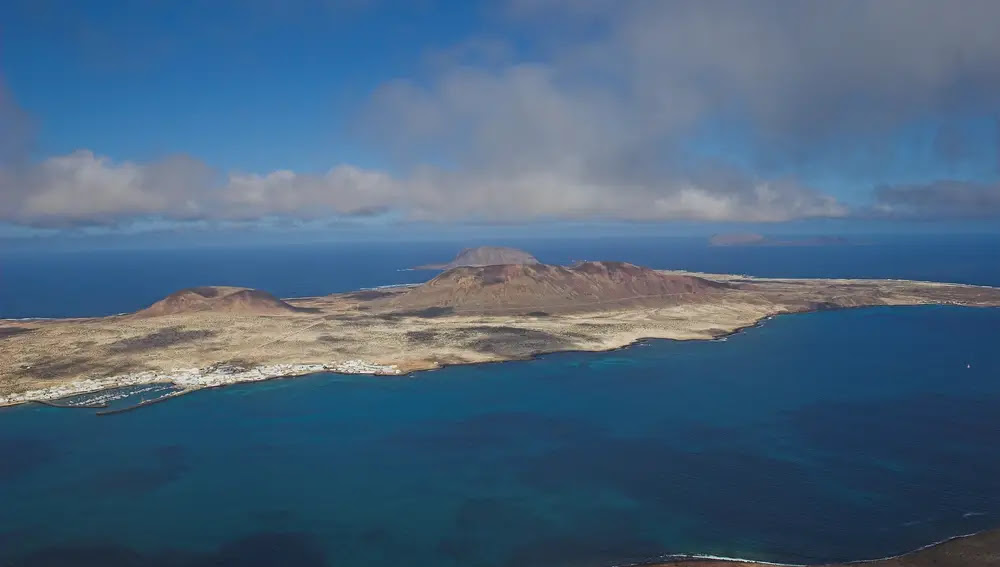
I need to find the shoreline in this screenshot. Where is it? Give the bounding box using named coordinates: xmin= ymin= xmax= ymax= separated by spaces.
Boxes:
xmin=0 ymin=308 xmax=773 ymax=411
xmin=0 ymin=361 xmax=401 ymax=410
xmin=2 ymin=302 xmax=992 ymax=413
xmin=618 ymin=528 xmax=997 ymax=566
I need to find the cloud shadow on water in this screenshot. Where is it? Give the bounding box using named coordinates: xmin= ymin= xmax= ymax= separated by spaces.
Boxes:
xmin=84 ymin=444 xmax=191 ymax=495
xmin=4 ymin=532 xmax=328 ymax=567
xmin=510 ymin=430 xmax=898 ymax=564
xmin=386 ymin=410 xmax=605 ymax=453
xmin=436 ymin=497 xmax=555 ymax=564
xmin=0 ymin=437 xmax=54 ymax=482
xmin=783 ymin=393 xmax=1000 ymax=543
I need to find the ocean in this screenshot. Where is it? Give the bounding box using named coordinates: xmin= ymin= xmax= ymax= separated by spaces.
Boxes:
xmin=1 ymin=235 xmax=998 ymax=567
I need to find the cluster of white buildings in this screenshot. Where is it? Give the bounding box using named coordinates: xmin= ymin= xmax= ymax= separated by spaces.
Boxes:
xmin=0 ymin=359 xmax=401 ymax=407
xmin=1 ymin=371 xmax=169 ymax=406
xmin=332 ymin=359 xmax=402 ymax=374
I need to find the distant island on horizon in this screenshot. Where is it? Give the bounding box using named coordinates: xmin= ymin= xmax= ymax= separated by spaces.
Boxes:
xmin=3 ymin=247 xmax=1000 ymax=413
xmin=709 ymin=233 xmax=851 ymax=247
xmin=413 ymin=245 xmax=540 ymax=270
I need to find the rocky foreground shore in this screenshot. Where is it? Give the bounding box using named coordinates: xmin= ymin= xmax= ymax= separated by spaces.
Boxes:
xmin=640 ymin=528 xmax=1000 ymax=566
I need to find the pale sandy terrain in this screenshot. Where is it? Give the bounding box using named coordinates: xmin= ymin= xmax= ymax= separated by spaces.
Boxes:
xmin=2 ymin=270 xmax=999 ymax=407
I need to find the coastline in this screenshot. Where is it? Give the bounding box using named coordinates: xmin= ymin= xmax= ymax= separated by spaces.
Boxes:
xmin=0 ymin=360 xmax=401 ymax=410
xmin=1 ymin=302 xmax=992 ymax=412
xmin=619 ymin=528 xmax=1000 ymax=566
xmin=0 ymin=305 xmax=784 ymax=410
xmin=4 ymin=271 xmax=1000 ymax=411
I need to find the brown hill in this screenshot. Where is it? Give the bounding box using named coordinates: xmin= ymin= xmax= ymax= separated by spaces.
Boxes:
xmin=415 ymin=246 xmax=539 ymax=270
xmin=135 ymin=286 xmax=304 ymax=317
xmin=382 ymin=261 xmax=727 ymax=314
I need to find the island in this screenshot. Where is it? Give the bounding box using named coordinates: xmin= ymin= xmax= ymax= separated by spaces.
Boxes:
xmin=709 ymin=233 xmax=850 ymax=246
xmin=2 ymin=260 xmax=1000 ymax=409
xmin=414 ymin=245 xmax=540 ymax=269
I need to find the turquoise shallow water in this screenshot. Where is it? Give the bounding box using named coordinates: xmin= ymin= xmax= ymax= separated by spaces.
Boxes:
xmin=2 ymin=305 xmax=999 ymax=567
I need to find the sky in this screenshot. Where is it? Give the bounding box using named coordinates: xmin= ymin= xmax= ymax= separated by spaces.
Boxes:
xmin=2 ymin=0 xmax=1000 ymax=242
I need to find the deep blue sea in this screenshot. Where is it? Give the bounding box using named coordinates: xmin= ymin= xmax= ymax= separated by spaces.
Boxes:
xmin=1 ymin=236 xmax=999 ymax=567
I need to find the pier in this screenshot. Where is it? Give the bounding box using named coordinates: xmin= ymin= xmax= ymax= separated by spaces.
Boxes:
xmin=29 ymin=399 xmax=109 ymax=409
xmin=96 ymin=390 xmax=192 ymax=416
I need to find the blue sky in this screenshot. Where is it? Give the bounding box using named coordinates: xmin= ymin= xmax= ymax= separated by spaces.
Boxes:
xmin=2 ymin=0 xmax=999 ymax=240
xmin=4 ymin=1 xmax=496 ymax=171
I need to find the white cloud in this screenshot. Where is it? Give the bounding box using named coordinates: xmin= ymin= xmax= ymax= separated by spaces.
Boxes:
xmin=357 ymin=0 xmax=1000 ymax=223
xmin=17 ymin=151 xmax=210 ymax=225
xmin=0 ymin=150 xmax=400 ymax=227
xmin=220 ymin=165 xmax=399 ymax=219
xmin=6 ymin=1 xmax=1000 ymax=227
xmin=0 ymin=147 xmax=845 ymax=227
